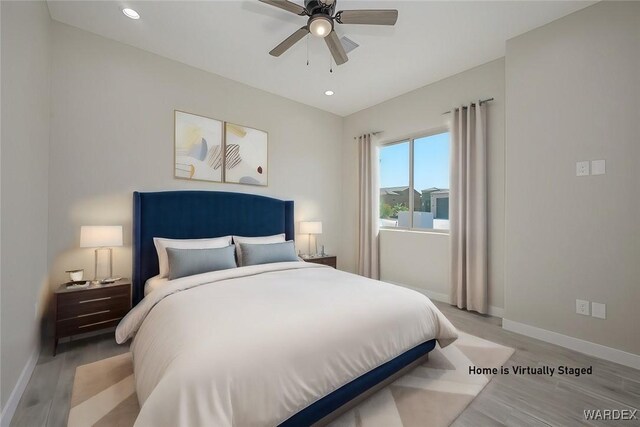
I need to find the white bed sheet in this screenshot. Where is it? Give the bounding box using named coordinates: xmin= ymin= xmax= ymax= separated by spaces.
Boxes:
xmin=116 ymin=262 xmax=458 ymax=427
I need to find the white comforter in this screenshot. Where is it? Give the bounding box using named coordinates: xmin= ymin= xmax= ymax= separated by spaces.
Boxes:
xmin=116 ymin=262 xmax=458 ymax=427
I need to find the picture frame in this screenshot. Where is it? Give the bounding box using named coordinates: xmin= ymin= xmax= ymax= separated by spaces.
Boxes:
xmin=174 ymin=111 xmax=268 ymax=186
xmin=174 ymin=110 xmax=224 ymax=183
xmin=224 ymin=122 xmax=269 ymax=186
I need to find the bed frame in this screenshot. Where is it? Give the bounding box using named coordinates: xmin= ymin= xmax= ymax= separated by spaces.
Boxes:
xmin=131 ymin=190 xmax=436 ymax=426
xmin=132 ymin=190 xmax=295 ymax=304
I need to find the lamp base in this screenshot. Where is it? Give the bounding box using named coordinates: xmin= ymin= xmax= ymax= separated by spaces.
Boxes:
xmin=99 ymin=277 xmax=122 ymax=284
xmin=306 ymin=234 xmax=319 ymax=258
xmin=94 ymin=248 xmax=115 ymax=282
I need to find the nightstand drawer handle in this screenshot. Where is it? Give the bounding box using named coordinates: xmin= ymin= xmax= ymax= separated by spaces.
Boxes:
xmin=78 ymin=318 xmax=122 ymax=329
xmin=79 ymin=296 xmax=111 ymax=304
xmin=77 ymin=310 xmax=110 ymax=318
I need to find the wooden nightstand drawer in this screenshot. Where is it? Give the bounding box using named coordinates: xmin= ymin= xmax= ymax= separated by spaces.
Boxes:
xmin=304 ymin=256 xmax=337 ymax=268
xmin=57 ymin=294 xmax=130 ymax=319
xmin=56 ymin=308 xmax=129 ymax=336
xmin=57 ymin=285 xmax=129 ymax=307
xmin=54 ymin=280 xmax=131 ymax=355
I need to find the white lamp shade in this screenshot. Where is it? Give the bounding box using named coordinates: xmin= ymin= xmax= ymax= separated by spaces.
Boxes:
xmin=80 ymin=226 xmax=123 ymax=248
xmin=300 ymin=221 xmax=322 ymax=235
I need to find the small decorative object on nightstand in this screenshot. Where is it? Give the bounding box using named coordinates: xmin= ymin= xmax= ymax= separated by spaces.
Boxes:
xmin=304 ymin=255 xmax=337 ymax=269
xmin=53 ymin=279 xmax=131 ymax=355
xmin=66 ymin=269 xmax=84 ymax=281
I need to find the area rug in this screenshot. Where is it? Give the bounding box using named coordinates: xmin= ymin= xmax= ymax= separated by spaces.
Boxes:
xmin=68 ymin=332 xmax=513 ymax=427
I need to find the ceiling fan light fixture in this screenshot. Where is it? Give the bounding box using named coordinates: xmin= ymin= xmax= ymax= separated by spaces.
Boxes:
xmin=309 ymin=15 xmax=332 ymax=38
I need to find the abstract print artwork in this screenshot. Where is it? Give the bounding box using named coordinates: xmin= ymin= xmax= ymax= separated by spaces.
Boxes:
xmin=174 ymin=111 xmax=223 ymax=182
xmin=224 ymin=122 xmax=268 ymax=186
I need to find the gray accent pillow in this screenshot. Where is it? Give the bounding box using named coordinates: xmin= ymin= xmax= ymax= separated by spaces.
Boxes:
xmin=166 ymin=245 xmax=237 ymax=280
xmin=240 ymin=241 xmax=298 ymax=267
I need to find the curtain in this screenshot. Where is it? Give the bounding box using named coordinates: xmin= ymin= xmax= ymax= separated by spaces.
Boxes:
xmin=357 ymin=133 xmax=380 ymax=279
xmin=450 ymin=102 xmax=488 ymax=313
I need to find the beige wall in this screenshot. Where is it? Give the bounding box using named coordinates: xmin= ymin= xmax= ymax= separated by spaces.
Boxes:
xmin=341 ymin=59 xmax=506 ymax=311
xmin=0 ymin=1 xmax=51 ymax=410
xmin=504 ymin=2 xmax=640 ymax=354
xmin=380 ymin=230 xmax=450 ymax=300
xmin=47 ymin=22 xmax=344 ymax=287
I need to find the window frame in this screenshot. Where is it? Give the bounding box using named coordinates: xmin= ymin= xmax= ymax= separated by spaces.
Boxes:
xmin=378 ymin=127 xmax=450 ymax=233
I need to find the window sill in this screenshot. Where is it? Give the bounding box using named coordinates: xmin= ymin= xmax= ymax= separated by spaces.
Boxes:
xmin=379 ymin=227 xmax=449 ymax=236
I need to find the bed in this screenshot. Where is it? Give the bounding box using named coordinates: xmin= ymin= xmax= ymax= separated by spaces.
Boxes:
xmin=117 ymin=190 xmax=457 ymax=426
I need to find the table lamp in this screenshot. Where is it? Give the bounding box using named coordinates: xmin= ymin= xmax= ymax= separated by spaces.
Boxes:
xmin=80 ymin=225 xmax=123 ymax=283
xmin=300 ymin=221 xmax=322 ymax=257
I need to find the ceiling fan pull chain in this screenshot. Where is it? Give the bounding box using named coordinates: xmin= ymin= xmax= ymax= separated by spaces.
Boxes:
xmin=330 ymin=54 xmax=333 ymax=73
xmin=306 ymin=34 xmax=310 ymax=66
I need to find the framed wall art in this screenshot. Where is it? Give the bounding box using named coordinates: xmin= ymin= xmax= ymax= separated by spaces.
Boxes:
xmin=174 ymin=110 xmax=224 ymax=182
xmin=224 ymin=122 xmax=268 ymax=186
xmin=174 ymin=111 xmax=268 ymax=186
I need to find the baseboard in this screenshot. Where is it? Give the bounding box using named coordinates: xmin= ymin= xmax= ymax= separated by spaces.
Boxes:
xmin=386 ymin=281 xmax=504 ymax=318
xmin=0 ymin=345 xmax=40 ymax=427
xmin=446 ymin=298 xmax=503 ymax=318
xmin=503 ymin=319 xmax=640 ymax=370
xmin=403 ymin=285 xmax=451 ymax=306
xmin=486 ymin=305 xmax=504 ymax=318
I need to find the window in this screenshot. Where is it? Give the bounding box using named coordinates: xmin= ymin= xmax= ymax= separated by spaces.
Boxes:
xmin=379 ymin=131 xmax=450 ymax=231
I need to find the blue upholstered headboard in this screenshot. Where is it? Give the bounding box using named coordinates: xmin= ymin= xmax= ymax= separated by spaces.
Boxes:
xmin=132 ymin=191 xmax=295 ymax=304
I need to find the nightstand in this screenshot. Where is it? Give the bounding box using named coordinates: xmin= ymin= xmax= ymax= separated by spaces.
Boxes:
xmin=54 ymin=279 xmax=131 ymax=355
xmin=303 ymin=255 xmax=337 ymax=269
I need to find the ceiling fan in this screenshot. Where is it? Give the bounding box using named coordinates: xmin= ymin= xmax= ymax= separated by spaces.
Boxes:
xmin=259 ymin=0 xmax=398 ymax=65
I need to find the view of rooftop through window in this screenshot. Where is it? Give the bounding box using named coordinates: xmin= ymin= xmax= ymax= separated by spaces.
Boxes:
xmin=379 ymin=132 xmax=450 ymax=230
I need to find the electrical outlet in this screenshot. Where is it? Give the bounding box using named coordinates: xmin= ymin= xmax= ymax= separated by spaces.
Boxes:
xmin=592 ymin=302 xmax=606 ymax=319
xmin=576 ymin=161 xmax=590 ymax=176
xmin=576 ymin=299 xmax=590 ymax=316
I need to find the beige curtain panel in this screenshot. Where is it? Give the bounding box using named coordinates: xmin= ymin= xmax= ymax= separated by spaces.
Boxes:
xmin=357 ymin=134 xmax=380 ymax=279
xmin=450 ymin=102 xmax=488 ymax=314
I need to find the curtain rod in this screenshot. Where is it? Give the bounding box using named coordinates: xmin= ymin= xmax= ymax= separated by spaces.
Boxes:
xmin=442 ymin=98 xmax=494 ymax=115
xmin=353 ymin=98 xmax=494 ymax=139
xmin=353 ymin=131 xmax=383 ymax=140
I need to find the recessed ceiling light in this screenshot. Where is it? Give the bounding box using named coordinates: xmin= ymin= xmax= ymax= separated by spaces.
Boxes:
xmin=325 ymin=90 xmax=334 ymax=96
xmin=122 ymin=8 xmax=140 ymax=20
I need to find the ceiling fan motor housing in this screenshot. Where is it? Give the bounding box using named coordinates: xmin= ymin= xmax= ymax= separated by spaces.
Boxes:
xmin=305 ymin=0 xmax=336 ymax=17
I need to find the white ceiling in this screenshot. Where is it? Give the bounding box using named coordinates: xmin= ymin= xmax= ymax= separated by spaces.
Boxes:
xmin=47 ymin=0 xmax=594 ymax=116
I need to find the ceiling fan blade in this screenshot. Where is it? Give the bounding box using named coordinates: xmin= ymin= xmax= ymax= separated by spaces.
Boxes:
xmin=336 ymin=10 xmax=398 ymax=25
xmin=259 ymin=0 xmax=307 ymax=16
xmin=269 ymin=27 xmax=310 ymax=57
xmin=325 ymin=30 xmax=348 ymax=65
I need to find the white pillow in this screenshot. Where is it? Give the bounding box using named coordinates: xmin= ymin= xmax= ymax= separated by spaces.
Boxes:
xmin=232 ymin=233 xmax=286 ymax=266
xmin=153 ymin=236 xmax=232 ymax=278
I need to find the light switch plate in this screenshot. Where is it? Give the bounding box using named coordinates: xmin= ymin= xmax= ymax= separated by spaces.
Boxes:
xmin=591 ymin=160 xmax=606 ymax=175
xmin=576 ymin=299 xmax=590 ymax=316
xmin=576 ymin=161 xmax=590 ymax=176
xmin=592 ymin=302 xmax=606 ymax=319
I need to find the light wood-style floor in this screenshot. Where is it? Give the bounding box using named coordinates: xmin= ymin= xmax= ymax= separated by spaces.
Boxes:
xmin=10 ymin=302 xmax=640 ymax=427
